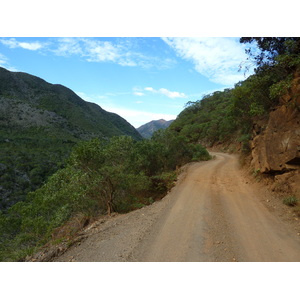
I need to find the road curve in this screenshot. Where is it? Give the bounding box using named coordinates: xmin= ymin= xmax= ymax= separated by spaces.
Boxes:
xmin=131 ymin=153 xmax=300 ymax=262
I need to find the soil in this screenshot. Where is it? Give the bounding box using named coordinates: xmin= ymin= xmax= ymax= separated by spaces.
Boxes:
xmin=46 ymin=153 xmax=300 ymax=262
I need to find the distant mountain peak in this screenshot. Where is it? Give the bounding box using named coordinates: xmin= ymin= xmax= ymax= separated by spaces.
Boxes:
xmin=137 ymin=119 xmax=174 ymax=139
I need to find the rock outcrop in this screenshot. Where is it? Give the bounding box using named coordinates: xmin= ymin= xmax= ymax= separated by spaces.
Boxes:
xmin=250 ymin=75 xmax=300 ymax=197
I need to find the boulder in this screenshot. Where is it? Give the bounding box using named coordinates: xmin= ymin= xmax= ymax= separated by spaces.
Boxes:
xmin=251 ymin=76 xmax=300 ymax=174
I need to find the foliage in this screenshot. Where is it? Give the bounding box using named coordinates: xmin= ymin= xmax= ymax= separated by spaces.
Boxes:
xmin=170 ymin=89 xmax=238 ymax=147
xmin=269 ymin=74 xmax=293 ymax=99
xmin=3 ymin=38 xmax=300 ymax=262
xmin=0 ymin=66 xmax=142 ymax=211
xmin=283 ymin=196 xmax=298 ymax=207
xmin=0 ymin=127 xmax=75 ymax=210
xmin=0 ymin=131 xmax=209 ymax=261
xmin=240 ymin=37 xmax=300 ymax=70
xmin=169 ymin=38 xmax=300 ymax=151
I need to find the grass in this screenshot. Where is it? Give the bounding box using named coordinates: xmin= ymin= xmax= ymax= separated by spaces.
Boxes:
xmin=283 ymin=195 xmax=298 ymax=207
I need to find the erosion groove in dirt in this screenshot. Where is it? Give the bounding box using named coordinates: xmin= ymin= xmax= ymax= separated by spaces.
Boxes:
xmin=54 ymin=153 xmax=300 ymax=262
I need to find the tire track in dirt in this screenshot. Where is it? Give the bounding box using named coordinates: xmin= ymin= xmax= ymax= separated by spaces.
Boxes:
xmin=54 ymin=153 xmax=300 ymax=262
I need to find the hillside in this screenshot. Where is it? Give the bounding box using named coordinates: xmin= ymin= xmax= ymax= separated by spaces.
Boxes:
xmin=0 ymin=67 xmax=142 ymax=209
xmin=0 ymin=67 xmax=141 ymax=140
xmin=169 ymin=38 xmax=300 ymax=199
xmin=137 ymin=119 xmax=174 ymax=138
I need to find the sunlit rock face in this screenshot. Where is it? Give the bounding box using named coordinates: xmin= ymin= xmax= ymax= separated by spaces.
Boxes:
xmin=251 ymin=75 xmax=300 ymax=197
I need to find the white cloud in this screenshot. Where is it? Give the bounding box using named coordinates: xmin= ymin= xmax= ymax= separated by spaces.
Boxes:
xmin=53 ymin=37 xmax=83 ymax=56
xmin=133 ymin=92 xmax=145 ymax=96
xmin=74 ymin=91 xmax=176 ymax=127
xmin=0 ymin=38 xmax=44 ymax=51
xmin=158 ymin=88 xmax=186 ymax=99
xmin=0 ymin=53 xmax=18 ymax=71
xmin=84 ymin=39 xmax=120 ymax=63
xmin=144 ymin=87 xmax=154 ymax=92
xmin=0 ymin=37 xmax=176 ymax=70
xmin=0 ymin=53 xmax=8 ymax=66
xmin=48 ymin=38 xmax=174 ymax=69
xmin=162 ymin=37 xmax=252 ymax=85
xmin=75 ymin=91 xmax=94 ymax=102
xmin=101 ymin=106 xmax=176 ymax=128
xmin=144 ymin=86 xmax=186 ymax=99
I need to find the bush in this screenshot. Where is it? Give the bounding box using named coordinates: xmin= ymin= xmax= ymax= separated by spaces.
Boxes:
xmin=283 ymin=196 xmax=298 ymax=207
xmin=0 ymin=131 xmax=211 ymax=261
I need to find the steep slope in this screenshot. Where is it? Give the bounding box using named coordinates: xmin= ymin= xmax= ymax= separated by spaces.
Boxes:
xmin=0 ymin=67 xmax=141 ymax=140
xmin=137 ymin=119 xmax=174 ymax=138
xmin=251 ymin=74 xmax=300 ymax=198
xmin=0 ymin=67 xmax=142 ymax=209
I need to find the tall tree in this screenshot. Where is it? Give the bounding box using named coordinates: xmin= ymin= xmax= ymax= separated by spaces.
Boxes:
xmin=240 ymin=37 xmax=300 ymax=70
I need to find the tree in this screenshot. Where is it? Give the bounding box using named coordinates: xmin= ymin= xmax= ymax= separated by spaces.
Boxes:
xmin=240 ymin=37 xmax=300 ymax=73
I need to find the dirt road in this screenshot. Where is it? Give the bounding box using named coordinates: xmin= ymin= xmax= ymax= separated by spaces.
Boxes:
xmin=54 ymin=153 xmax=300 ymax=262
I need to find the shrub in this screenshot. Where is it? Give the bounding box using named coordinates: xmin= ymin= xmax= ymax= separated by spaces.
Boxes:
xmin=283 ymin=196 xmax=298 ymax=207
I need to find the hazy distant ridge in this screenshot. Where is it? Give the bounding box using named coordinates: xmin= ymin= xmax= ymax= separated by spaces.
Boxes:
xmin=137 ymin=119 xmax=174 ymax=138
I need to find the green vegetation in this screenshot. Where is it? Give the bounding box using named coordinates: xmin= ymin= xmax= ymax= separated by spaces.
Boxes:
xmin=169 ymin=38 xmax=300 ymax=152
xmin=0 ymin=131 xmax=210 ymax=261
xmin=0 ymin=126 xmax=76 ymax=210
xmin=0 ymin=67 xmax=142 ymax=210
xmin=2 ymin=38 xmax=300 ymax=261
xmin=283 ymin=196 xmax=298 ymax=207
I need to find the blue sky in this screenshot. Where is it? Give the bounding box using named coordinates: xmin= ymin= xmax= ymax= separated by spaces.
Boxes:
xmin=0 ymin=37 xmax=254 ymax=127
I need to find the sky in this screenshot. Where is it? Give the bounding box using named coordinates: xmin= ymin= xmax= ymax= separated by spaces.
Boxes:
xmin=0 ymin=37 xmax=255 ymax=127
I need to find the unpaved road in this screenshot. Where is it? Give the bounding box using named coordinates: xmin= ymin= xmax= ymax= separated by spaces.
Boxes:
xmin=54 ymin=153 xmax=300 ymax=262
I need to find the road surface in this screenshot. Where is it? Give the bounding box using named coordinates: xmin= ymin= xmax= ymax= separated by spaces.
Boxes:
xmin=54 ymin=153 xmax=300 ymax=262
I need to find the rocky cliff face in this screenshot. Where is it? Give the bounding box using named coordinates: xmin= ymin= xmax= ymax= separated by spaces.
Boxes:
xmin=251 ymin=75 xmax=300 ymax=197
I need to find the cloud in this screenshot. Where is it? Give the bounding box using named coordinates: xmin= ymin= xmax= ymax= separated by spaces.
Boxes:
xmin=144 ymin=87 xmax=154 ymax=92
xmin=0 ymin=53 xmax=18 ymax=71
xmin=83 ymin=39 xmax=121 ymax=63
xmin=53 ymin=37 xmax=83 ymax=56
xmin=74 ymin=90 xmax=177 ymax=127
xmin=0 ymin=37 xmax=176 ymax=70
xmin=0 ymin=38 xmax=44 ymax=51
xmin=49 ymin=38 xmax=175 ymax=69
xmin=162 ymin=37 xmax=252 ymax=85
xmin=101 ymin=106 xmax=177 ymax=128
xmin=144 ymin=86 xmax=187 ymax=99
xmin=133 ymin=92 xmax=145 ymax=96
xmin=0 ymin=53 xmax=8 ymax=66
xmin=158 ymin=88 xmax=186 ymax=99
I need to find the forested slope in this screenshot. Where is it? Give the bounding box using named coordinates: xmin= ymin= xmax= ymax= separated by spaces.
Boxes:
xmin=170 ymin=38 xmax=300 ymax=155
xmin=0 ymin=67 xmax=142 ymax=209
xmin=169 ymin=37 xmax=300 ymax=203
xmin=0 ymin=125 xmax=210 ymax=261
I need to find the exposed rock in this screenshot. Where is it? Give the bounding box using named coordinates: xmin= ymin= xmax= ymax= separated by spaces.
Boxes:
xmin=250 ymin=75 xmax=300 ymax=197
xmin=137 ymin=119 xmax=174 ymax=139
xmin=271 ymin=171 xmax=300 ymax=197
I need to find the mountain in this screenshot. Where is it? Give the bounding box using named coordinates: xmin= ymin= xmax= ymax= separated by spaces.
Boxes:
xmin=0 ymin=67 xmax=142 ymax=209
xmin=137 ymin=119 xmax=174 ymax=138
xmin=0 ymin=67 xmax=141 ymax=140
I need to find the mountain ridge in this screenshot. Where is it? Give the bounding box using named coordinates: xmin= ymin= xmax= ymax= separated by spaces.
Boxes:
xmin=0 ymin=67 xmax=142 ymax=140
xmin=137 ymin=119 xmax=174 ymax=138
xmin=0 ymin=66 xmax=142 ymax=209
